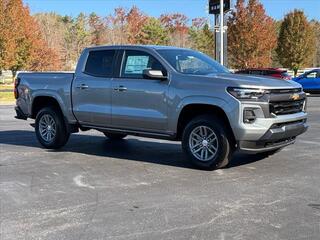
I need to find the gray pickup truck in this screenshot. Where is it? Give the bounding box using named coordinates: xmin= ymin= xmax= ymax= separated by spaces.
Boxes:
xmin=14 ymin=45 xmax=308 ymax=170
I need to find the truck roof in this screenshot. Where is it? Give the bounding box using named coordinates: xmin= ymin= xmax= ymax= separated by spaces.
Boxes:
xmin=85 ymin=44 xmax=187 ymax=51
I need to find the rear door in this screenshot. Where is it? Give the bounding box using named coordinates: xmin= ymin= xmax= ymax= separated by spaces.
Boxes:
xmin=72 ymin=49 xmax=117 ymax=126
xmin=111 ymin=49 xmax=169 ymax=132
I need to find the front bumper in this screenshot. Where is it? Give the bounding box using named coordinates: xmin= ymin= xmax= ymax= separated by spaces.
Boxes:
xmin=238 ymin=119 xmax=308 ymax=153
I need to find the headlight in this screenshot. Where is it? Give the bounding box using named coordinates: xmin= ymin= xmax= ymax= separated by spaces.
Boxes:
xmin=227 ymin=87 xmax=270 ymax=100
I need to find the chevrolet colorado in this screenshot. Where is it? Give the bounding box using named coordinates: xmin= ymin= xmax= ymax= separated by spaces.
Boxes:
xmin=14 ymin=45 xmax=308 ymax=170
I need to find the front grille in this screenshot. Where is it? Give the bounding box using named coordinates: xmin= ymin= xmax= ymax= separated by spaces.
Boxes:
xmin=270 ymin=88 xmax=302 ymax=94
xmin=269 ymin=99 xmax=305 ymax=115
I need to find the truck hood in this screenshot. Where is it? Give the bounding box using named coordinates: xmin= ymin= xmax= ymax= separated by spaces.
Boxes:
xmin=208 ymin=73 xmax=301 ymax=89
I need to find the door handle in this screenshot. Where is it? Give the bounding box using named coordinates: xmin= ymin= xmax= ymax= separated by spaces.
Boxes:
xmin=77 ymin=84 xmax=89 ymax=90
xmin=114 ymin=86 xmax=127 ymax=92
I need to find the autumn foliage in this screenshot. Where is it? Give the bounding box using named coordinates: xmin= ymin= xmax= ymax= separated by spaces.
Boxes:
xmin=227 ymin=0 xmax=277 ymax=69
xmin=277 ymin=10 xmax=316 ymax=76
xmin=0 ymin=0 xmax=61 ymax=75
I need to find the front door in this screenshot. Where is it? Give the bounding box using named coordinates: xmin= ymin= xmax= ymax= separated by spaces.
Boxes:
xmin=72 ymin=49 xmax=116 ymax=126
xmin=111 ymin=50 xmax=169 ymax=132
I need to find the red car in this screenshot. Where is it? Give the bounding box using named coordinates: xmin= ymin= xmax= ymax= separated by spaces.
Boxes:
xmin=235 ymin=68 xmax=292 ymax=80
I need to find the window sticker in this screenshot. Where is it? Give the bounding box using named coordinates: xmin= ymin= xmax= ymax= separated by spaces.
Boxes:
xmin=125 ymin=56 xmax=149 ymax=74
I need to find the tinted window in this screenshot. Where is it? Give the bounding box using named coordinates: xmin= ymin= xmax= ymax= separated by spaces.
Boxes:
xmin=157 ymin=49 xmax=229 ymax=75
xmin=85 ymin=50 xmax=116 ymax=77
xmin=281 ymin=72 xmax=291 ymax=77
xmin=265 ymin=70 xmax=277 ymax=75
xmin=121 ymin=50 xmax=166 ymax=79
xmin=306 ymin=72 xmax=317 ymax=78
xmin=236 ymin=70 xmax=249 ymax=74
xmin=249 ymin=70 xmax=263 ymax=75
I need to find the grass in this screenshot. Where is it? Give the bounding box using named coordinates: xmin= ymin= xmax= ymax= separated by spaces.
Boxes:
xmin=0 ymin=77 xmax=14 ymax=85
xmin=0 ymin=85 xmax=15 ymax=104
xmin=0 ymin=84 xmax=13 ymax=90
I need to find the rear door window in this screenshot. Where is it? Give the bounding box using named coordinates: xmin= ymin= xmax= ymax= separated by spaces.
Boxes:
xmin=85 ymin=50 xmax=116 ymax=77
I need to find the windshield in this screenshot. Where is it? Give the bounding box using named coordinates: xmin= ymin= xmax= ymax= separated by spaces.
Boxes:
xmin=157 ymin=49 xmax=229 ymax=75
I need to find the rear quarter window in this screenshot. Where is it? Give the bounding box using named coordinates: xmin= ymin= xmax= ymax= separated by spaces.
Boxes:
xmin=85 ymin=50 xmax=116 ymax=77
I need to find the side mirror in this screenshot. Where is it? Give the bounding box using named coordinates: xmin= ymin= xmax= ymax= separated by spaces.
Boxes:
xmin=143 ymin=69 xmax=167 ymax=80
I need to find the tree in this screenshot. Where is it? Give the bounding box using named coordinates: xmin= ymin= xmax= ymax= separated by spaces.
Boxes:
xmin=126 ymin=6 xmax=147 ymax=44
xmin=277 ymin=10 xmax=315 ymax=76
xmin=0 ymin=0 xmax=7 ymax=72
xmin=88 ymin=12 xmax=106 ymax=45
xmin=34 ymin=13 xmax=67 ymax=68
xmin=160 ymin=13 xmax=189 ymax=47
xmin=137 ymin=17 xmax=169 ymax=45
xmin=311 ymin=20 xmax=320 ymax=67
xmin=2 ymin=0 xmax=61 ymax=75
xmin=64 ymin=13 xmax=90 ymax=69
xmin=106 ymin=7 xmax=127 ymax=44
xmin=189 ymin=18 xmax=214 ymax=58
xmin=227 ymin=0 xmax=277 ymax=69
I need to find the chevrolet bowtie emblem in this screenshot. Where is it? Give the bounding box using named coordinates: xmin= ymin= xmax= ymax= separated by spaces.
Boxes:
xmin=291 ymin=93 xmax=300 ymax=101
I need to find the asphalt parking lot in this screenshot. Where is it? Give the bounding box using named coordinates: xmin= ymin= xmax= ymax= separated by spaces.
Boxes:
xmin=0 ymin=98 xmax=319 ymax=240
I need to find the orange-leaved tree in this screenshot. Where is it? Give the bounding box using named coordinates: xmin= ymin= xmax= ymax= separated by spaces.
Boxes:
xmin=160 ymin=13 xmax=189 ymax=47
xmin=126 ymin=6 xmax=148 ymax=44
xmin=227 ymin=0 xmax=277 ymax=69
xmin=2 ymin=0 xmax=61 ymax=75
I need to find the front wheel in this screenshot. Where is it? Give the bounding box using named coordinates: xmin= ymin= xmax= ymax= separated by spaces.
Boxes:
xmin=182 ymin=115 xmax=234 ymax=170
xmin=35 ymin=107 xmax=70 ymax=149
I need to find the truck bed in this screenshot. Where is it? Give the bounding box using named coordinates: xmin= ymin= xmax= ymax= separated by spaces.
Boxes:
xmin=17 ymin=72 xmax=76 ymax=122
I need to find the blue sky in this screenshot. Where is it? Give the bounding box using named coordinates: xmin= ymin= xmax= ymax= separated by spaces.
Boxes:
xmin=23 ymin=0 xmax=320 ymax=21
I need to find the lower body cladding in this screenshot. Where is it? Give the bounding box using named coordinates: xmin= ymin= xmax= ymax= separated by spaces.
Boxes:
xmin=239 ymin=119 xmax=308 ymax=153
xmin=233 ymin=102 xmax=308 ymax=153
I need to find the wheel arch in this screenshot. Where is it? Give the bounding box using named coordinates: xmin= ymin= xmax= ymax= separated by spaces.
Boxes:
xmin=31 ymin=95 xmax=65 ymax=119
xmin=176 ymin=102 xmax=236 ymax=144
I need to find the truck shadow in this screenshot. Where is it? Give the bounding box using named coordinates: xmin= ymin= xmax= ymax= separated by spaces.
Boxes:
xmin=0 ymin=130 xmax=268 ymax=169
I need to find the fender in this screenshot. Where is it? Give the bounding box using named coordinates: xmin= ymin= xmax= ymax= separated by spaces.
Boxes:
xmin=168 ymin=95 xmax=238 ymax=133
xmin=30 ymin=90 xmax=76 ymax=123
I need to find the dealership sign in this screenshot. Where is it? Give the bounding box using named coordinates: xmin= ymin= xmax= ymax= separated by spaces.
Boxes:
xmin=209 ymin=0 xmax=231 ymax=14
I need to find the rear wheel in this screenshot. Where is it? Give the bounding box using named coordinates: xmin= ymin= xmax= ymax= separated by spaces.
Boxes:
xmin=103 ymin=132 xmax=127 ymax=140
xmin=182 ymin=115 xmax=234 ymax=170
xmin=35 ymin=107 xmax=70 ymax=149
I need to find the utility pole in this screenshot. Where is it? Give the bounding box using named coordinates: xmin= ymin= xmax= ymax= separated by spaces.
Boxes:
xmin=219 ymin=0 xmax=224 ymax=65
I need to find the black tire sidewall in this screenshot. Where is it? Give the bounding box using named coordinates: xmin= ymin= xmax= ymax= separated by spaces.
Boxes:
xmin=35 ymin=107 xmax=69 ymax=149
xmin=182 ymin=115 xmax=231 ymax=170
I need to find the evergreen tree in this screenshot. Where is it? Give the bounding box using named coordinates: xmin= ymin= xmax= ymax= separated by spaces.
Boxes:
xmin=138 ymin=18 xmax=169 ymax=45
xmin=189 ymin=22 xmax=214 ymax=58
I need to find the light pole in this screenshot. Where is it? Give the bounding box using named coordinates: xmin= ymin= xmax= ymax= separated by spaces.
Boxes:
xmin=219 ymin=0 xmax=224 ymax=65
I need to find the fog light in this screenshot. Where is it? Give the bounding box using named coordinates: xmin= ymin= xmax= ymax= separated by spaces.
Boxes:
xmin=244 ymin=109 xmax=256 ymax=123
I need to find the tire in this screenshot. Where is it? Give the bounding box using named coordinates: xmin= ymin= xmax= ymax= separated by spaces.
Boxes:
xmin=182 ymin=115 xmax=234 ymax=170
xmin=103 ymin=132 xmax=127 ymax=140
xmin=35 ymin=107 xmax=70 ymax=149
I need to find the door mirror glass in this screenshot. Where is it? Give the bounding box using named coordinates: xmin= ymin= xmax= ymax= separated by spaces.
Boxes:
xmin=143 ymin=69 xmax=167 ymax=80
